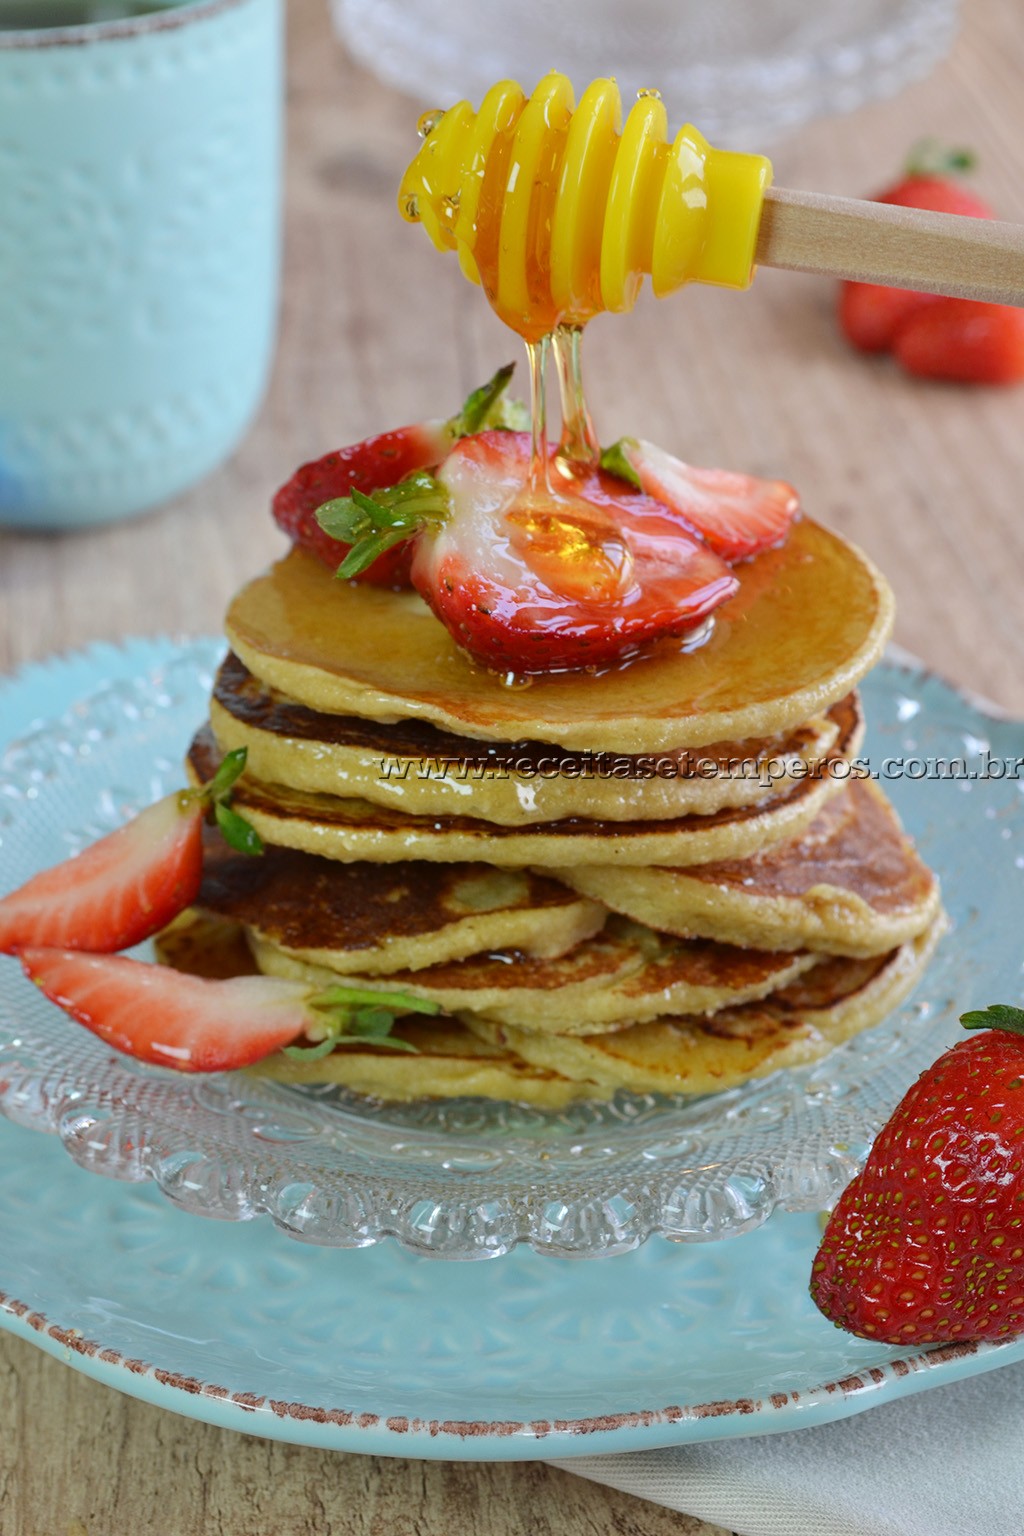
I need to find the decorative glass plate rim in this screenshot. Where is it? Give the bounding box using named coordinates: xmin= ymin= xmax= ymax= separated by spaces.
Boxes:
xmin=0 ymin=635 xmax=1019 ymax=1262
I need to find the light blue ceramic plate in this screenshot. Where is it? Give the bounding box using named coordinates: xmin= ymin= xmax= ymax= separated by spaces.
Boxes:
xmin=1 ymin=640 xmax=1023 ymax=1458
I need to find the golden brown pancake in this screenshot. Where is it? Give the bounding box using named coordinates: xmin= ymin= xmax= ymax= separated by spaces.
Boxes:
xmin=158 ymin=910 xmax=942 ymax=1103
xmin=194 ymin=832 xmax=604 ymax=974
xmin=209 ymin=652 xmax=852 ymax=825
xmin=155 ymin=909 xmax=259 ymax=980
xmin=557 ymin=778 xmax=939 ymax=957
xmin=159 ymin=911 xmax=606 ymax=1103
xmin=248 ymin=1015 xmax=610 ymax=1106
xmin=224 ymin=520 xmax=892 ymax=753
xmin=248 ymin=915 xmax=819 ymax=1033
xmin=464 ymin=916 xmax=943 ymax=1096
xmin=187 ymin=724 xmax=848 ymax=868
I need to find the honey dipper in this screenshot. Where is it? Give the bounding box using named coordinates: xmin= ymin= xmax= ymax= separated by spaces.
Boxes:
xmin=399 ymin=72 xmax=1024 ymax=340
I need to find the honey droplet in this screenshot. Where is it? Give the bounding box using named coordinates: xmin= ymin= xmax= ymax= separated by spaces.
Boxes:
xmin=417 ymin=108 xmax=445 ymax=139
xmin=637 ymin=86 xmax=662 ymax=100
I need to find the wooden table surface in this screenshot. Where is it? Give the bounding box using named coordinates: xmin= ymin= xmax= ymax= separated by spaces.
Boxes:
xmin=3 ymin=2 xmax=1024 ymax=1531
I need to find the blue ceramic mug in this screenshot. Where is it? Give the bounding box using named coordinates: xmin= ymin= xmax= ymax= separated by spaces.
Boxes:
xmin=0 ymin=0 xmax=282 ymax=530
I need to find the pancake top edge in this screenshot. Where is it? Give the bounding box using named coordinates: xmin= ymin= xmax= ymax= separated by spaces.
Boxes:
xmin=224 ymin=521 xmax=895 ymax=753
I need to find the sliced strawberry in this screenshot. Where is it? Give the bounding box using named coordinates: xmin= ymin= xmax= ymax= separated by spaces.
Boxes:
xmin=273 ymin=366 xmax=526 ymax=586
xmin=21 ymin=949 xmax=310 ymax=1070
xmin=0 ymin=795 xmax=204 ymax=956
xmin=0 ymin=749 xmax=259 ymax=956
xmin=893 ymin=298 xmax=1024 ymax=384
xmin=273 ymin=424 xmax=444 ymax=586
xmin=599 ymin=437 xmax=799 ymax=562
xmin=21 ymin=949 xmax=438 ymax=1072
xmin=406 ymin=431 xmax=738 ymax=672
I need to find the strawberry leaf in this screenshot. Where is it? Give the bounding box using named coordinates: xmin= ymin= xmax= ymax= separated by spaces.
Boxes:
xmin=280 ymin=1035 xmax=345 ymax=1061
xmin=337 ymin=526 xmax=412 ymax=579
xmin=282 ymin=985 xmax=435 ymax=1060
xmin=345 ymin=1034 xmax=419 ymax=1053
xmin=196 ymin=746 xmax=264 ymax=858
xmin=598 ymin=438 xmax=643 ymax=491
xmin=448 ymin=363 xmax=529 ymax=437
xmin=960 ymin=1003 xmax=1024 ymax=1036
xmin=344 ymin=1006 xmax=420 ymax=1050
xmin=283 ymin=1033 xmax=419 ymax=1057
xmin=316 ymin=472 xmax=450 ymax=579
xmin=348 ymin=1006 xmax=398 ymax=1036
xmin=214 ymin=801 xmax=265 ymax=857
xmin=207 ymin=745 xmax=249 ymax=801
xmin=315 ymin=486 xmax=385 ymax=543
xmin=904 ymin=139 xmax=976 ymax=179
xmin=312 ymin=984 xmax=440 ymax=1016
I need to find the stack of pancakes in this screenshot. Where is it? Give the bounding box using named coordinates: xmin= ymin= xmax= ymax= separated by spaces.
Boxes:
xmin=175 ymin=516 xmax=942 ymax=1105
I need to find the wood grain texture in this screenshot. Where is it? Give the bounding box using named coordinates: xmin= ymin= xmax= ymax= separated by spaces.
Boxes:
xmin=0 ymin=1332 xmax=728 ymax=1536
xmin=758 ymin=188 xmax=1024 ymax=303
xmin=2 ymin=0 xmax=1024 ymax=1531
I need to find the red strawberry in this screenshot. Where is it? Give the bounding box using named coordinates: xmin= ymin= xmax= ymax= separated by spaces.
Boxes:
xmin=810 ymin=1004 xmax=1024 ymax=1345
xmin=838 ymin=281 xmax=941 ymax=356
xmin=273 ymin=424 xmax=440 ymax=586
xmin=877 ymin=170 xmax=993 ymax=220
xmin=838 ymin=145 xmax=995 ymax=356
xmin=598 ymin=437 xmax=799 ymax=561
xmin=20 ymin=948 xmax=435 ymax=1072
xmin=272 ymin=365 xmax=526 ymax=586
xmin=0 ymin=749 xmax=259 ymax=956
xmin=322 ymin=430 xmax=739 ymax=673
xmin=893 ymin=298 xmax=1024 ymax=385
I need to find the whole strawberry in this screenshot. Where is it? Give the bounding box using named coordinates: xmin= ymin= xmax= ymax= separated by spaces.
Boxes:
xmin=838 ymin=143 xmax=993 ymax=354
xmin=836 ymin=142 xmax=1024 ymax=384
xmin=894 ymin=299 xmax=1024 ymax=385
xmin=811 ymin=1004 xmax=1024 ymax=1345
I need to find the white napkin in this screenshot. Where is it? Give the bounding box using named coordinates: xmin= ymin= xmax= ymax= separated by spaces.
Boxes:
xmin=548 ymin=1360 xmax=1024 ymax=1536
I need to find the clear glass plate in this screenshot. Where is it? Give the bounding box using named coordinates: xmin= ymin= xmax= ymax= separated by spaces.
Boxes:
xmin=0 ymin=638 xmax=1020 ymax=1261
xmin=329 ymin=0 xmax=961 ymax=147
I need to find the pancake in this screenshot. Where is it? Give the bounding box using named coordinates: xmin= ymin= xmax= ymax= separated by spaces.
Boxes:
xmin=155 ymin=908 xmax=262 ymax=980
xmin=156 ymin=909 xmax=942 ymax=1104
xmin=209 ymin=652 xmax=849 ymax=826
xmin=248 ymin=1015 xmax=609 ymax=1105
xmin=248 ymin=916 xmax=819 ymax=1033
xmin=557 ymin=777 xmax=940 ymax=958
xmin=464 ymin=915 xmax=944 ymax=1097
xmin=224 ymin=519 xmax=893 ymax=753
xmin=194 ymin=832 xmax=605 ymax=974
xmin=187 ymin=723 xmax=850 ymax=868
xmin=156 ymin=911 xmax=598 ymax=1104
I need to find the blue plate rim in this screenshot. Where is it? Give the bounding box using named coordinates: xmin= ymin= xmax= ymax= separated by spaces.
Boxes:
xmin=2 ymin=1191 xmax=1024 ymax=1460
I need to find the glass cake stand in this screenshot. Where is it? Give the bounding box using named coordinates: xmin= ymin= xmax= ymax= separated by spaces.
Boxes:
xmin=0 ymin=635 xmax=1019 ymax=1261
xmin=329 ymin=0 xmax=961 ymax=147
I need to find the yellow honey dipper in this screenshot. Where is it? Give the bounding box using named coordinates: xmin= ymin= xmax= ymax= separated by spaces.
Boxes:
xmin=399 ymin=72 xmax=1024 ymax=341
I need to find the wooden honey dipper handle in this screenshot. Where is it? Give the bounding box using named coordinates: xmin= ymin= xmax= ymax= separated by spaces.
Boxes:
xmin=757 ymin=187 xmax=1024 ymax=305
